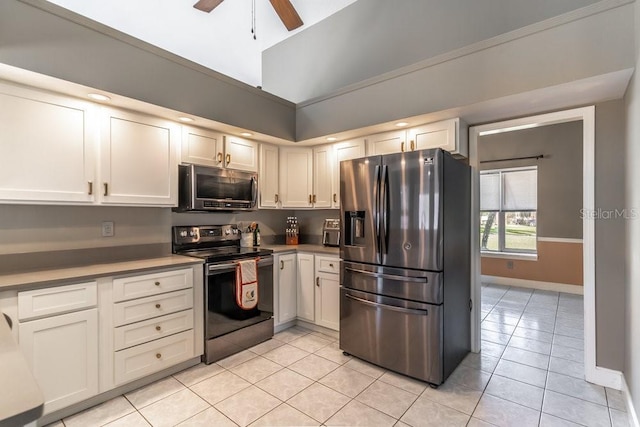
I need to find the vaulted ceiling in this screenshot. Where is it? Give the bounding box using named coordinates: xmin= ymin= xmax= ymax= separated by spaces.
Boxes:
xmin=45 ymin=0 xmax=357 ymax=89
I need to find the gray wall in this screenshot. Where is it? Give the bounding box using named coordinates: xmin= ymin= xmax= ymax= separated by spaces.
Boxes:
xmin=292 ymin=2 xmax=634 ymax=140
xmin=594 ymin=100 xmax=627 ymax=371
xmin=479 ymin=121 xmax=583 ymax=239
xmin=0 ymin=0 xmax=296 ymax=140
xmin=624 ymin=0 xmax=640 ymax=412
xmin=263 ymin=0 xmax=602 ymax=103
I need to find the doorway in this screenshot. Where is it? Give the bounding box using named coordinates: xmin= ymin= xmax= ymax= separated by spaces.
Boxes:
xmin=469 ymin=107 xmax=619 ymax=389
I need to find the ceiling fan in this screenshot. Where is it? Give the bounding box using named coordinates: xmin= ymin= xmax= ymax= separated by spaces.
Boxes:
xmin=193 ymin=0 xmax=304 ymax=31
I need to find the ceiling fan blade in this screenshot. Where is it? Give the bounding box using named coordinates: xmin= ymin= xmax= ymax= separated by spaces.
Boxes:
xmin=269 ymin=0 xmax=303 ymax=31
xmin=193 ymin=0 xmax=224 ymax=13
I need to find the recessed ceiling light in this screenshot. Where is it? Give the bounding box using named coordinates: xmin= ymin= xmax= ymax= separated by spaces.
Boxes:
xmin=326 ymin=137 xmax=337 ymax=142
xmin=178 ymin=117 xmax=194 ymax=122
xmin=241 ymin=132 xmax=253 ymax=137
xmin=87 ymin=93 xmax=111 ymax=102
xmin=395 ymin=122 xmax=409 ymax=127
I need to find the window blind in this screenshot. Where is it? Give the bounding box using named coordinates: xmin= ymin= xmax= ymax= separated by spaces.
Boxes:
xmin=480 ymin=167 xmax=537 ymax=211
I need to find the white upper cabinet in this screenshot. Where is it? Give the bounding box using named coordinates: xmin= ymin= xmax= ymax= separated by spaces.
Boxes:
xmin=279 ymin=147 xmax=313 ymax=208
xmin=0 ymin=83 xmax=96 ymax=204
xmin=259 ymin=143 xmax=280 ymax=208
xmin=181 ymin=126 xmax=224 ymax=168
xmin=408 ymin=118 xmax=468 ymax=157
xmin=100 ymin=108 xmax=179 ymax=206
xmin=224 ymin=136 xmax=258 ymax=172
xmin=332 ymin=139 xmax=366 ymax=208
xmin=365 ymin=130 xmax=407 ymax=155
xmin=312 ymin=145 xmax=333 ymax=208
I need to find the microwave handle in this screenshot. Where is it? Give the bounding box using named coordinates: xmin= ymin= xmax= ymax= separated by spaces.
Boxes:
xmin=251 ymin=176 xmax=258 ymax=207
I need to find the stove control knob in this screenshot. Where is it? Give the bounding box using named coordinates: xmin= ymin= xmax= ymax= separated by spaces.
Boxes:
xmin=232 ymin=228 xmax=238 ymax=235
xmin=180 ymin=231 xmax=187 ymax=238
xmin=224 ymin=229 xmax=231 ymax=235
xmin=189 ymin=230 xmax=196 ymax=237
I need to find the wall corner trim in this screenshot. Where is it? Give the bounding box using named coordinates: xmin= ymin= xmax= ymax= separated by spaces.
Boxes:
xmin=623 ymin=375 xmax=640 ymax=427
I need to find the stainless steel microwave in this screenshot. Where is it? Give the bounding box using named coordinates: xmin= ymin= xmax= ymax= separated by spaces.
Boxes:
xmin=175 ymin=164 xmax=258 ymax=212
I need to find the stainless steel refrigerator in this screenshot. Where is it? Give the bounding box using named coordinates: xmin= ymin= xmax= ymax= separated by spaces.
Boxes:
xmin=339 ymin=148 xmax=470 ymax=386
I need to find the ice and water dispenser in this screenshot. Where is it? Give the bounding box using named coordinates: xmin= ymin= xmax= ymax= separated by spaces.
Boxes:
xmin=344 ymin=211 xmax=366 ymax=246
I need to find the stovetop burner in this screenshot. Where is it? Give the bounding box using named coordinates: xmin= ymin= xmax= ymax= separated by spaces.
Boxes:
xmin=172 ymin=225 xmax=272 ymax=263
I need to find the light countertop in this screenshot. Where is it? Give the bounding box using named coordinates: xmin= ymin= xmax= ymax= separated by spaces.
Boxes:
xmin=263 ymin=244 xmax=340 ymax=256
xmin=0 ymin=255 xmax=203 ymax=291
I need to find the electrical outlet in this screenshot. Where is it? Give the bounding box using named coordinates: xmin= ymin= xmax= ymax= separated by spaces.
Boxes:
xmin=102 ymin=221 xmax=114 ymax=237
xmin=506 ymin=260 xmax=514 ymax=270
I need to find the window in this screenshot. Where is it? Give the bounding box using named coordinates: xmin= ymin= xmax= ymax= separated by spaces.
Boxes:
xmin=480 ymin=166 xmax=537 ymax=254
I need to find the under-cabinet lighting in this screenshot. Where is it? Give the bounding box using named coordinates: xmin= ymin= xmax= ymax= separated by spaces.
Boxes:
xmin=87 ymin=93 xmax=111 ymax=102
xmin=241 ymin=132 xmax=253 ymax=137
xmin=326 ymin=137 xmax=337 ymax=142
xmin=479 ymin=123 xmax=539 ymax=136
xmin=178 ymin=117 xmax=194 ymax=122
xmin=395 ymin=122 xmax=409 ymax=127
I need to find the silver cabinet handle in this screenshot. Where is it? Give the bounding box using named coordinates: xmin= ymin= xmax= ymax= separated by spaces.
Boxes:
xmin=88 ymin=181 xmax=93 ymax=195
xmin=344 ymin=293 xmax=428 ymax=316
xmin=280 ymin=260 xmax=284 ymax=270
xmin=103 ymin=182 xmax=109 ymax=196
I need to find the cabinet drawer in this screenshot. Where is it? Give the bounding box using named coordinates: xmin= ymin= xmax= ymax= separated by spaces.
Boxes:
xmin=18 ymin=281 xmax=97 ymax=321
xmin=113 ymin=268 xmax=192 ymax=302
xmin=114 ymin=309 xmax=194 ymax=351
xmin=316 ymin=256 xmax=340 ymax=274
xmin=114 ymin=330 xmax=194 ymax=385
xmin=113 ymin=289 xmax=193 ymax=327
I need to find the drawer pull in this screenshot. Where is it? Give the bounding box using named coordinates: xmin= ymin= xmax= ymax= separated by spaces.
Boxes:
xmin=155 ymin=325 xmax=161 ymax=331
xmin=155 ymin=281 xmax=160 ymax=286
xmin=156 ymin=353 xmax=162 ymax=359
xmin=155 ymin=303 xmax=161 ymax=309
xmin=329 ymin=263 xmax=334 ymax=267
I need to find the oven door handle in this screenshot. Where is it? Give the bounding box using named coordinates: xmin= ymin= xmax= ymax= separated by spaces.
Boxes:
xmin=344 ymin=293 xmax=428 ymax=316
xmin=207 ymin=257 xmax=273 ymax=275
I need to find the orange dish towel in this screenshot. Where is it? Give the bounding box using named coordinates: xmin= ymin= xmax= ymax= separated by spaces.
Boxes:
xmin=235 ymin=258 xmax=259 ymax=310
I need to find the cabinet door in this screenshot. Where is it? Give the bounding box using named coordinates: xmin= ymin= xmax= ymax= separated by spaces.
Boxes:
xmin=0 ymin=83 xmax=96 ymax=204
xmin=181 ymin=126 xmax=223 ymax=167
xmin=19 ymin=309 xmax=99 ymax=414
xmin=101 ymin=109 xmax=178 ymax=206
xmin=332 ymin=139 xmax=366 ymax=208
xmin=275 ymin=254 xmax=297 ymax=325
xmin=259 ymin=143 xmax=280 ymax=208
xmin=365 ymin=130 xmax=406 ymax=155
xmin=279 ymin=148 xmax=313 ymax=208
xmin=296 ymin=254 xmax=315 ymax=322
xmin=315 ymin=273 xmax=340 ymax=331
xmin=224 ymin=136 xmax=258 ymax=172
xmin=409 ymin=118 xmax=467 ymax=156
xmin=313 ymin=145 xmax=333 ymax=208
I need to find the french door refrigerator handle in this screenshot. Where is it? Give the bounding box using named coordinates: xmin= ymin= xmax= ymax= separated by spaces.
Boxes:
xmin=381 ymin=164 xmax=390 ymax=255
xmin=374 ymin=164 xmax=381 ymax=263
xmin=344 ymin=293 xmax=428 ymax=316
xmin=344 ymin=267 xmax=427 ymax=283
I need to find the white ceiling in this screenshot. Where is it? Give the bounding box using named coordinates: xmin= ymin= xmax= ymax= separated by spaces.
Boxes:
xmin=45 ymin=0 xmax=357 ymax=89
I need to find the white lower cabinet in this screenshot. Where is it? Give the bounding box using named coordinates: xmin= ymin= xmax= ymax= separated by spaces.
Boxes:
xmin=275 ymin=252 xmax=340 ymax=331
xmin=314 ymin=256 xmax=341 ymax=331
xmin=296 ymin=253 xmax=316 ymax=322
xmin=17 ymin=282 xmax=99 ymax=415
xmin=274 ymin=253 xmax=297 ymax=326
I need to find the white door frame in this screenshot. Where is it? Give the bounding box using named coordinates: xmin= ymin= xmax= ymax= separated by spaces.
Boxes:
xmin=469 ymin=106 xmax=621 ymax=389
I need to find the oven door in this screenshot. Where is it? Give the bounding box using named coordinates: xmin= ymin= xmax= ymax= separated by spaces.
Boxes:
xmin=205 ymin=257 xmax=273 ymax=341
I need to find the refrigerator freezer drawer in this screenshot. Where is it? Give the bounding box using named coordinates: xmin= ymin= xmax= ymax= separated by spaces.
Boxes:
xmin=342 ymin=261 xmax=443 ymax=304
xmin=339 ymin=288 xmax=443 ymax=385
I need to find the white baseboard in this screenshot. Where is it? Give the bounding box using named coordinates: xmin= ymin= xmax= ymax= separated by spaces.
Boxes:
xmin=586 ymin=365 xmax=622 ymax=390
xmin=481 ymin=275 xmax=584 ymax=295
xmin=623 ymin=375 xmax=640 ymax=427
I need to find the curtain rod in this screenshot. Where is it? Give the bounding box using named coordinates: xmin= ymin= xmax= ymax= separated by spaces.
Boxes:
xmin=480 ymin=155 xmax=544 ymax=164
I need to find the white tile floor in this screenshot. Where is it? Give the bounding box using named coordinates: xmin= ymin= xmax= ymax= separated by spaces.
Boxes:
xmin=49 ymin=285 xmax=630 ymax=427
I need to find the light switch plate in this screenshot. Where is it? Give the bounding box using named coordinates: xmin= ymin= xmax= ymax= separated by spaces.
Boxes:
xmin=102 ymin=221 xmax=115 ymax=237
